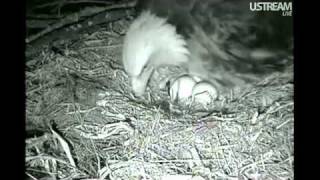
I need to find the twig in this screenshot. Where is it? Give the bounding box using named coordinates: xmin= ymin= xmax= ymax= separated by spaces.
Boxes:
xmin=27 ymin=19 xmax=57 ymax=29
xmin=26 ymin=155 xmax=78 ymax=169
xmin=26 ymin=1 xmax=137 ymax=43
xmin=25 ymin=172 xmax=37 ymax=180
xmin=79 ymin=44 xmax=122 ymax=51
xmin=50 ymin=127 xmax=77 ymax=167
xmin=32 ymin=0 xmax=113 ymax=10
xmin=33 ymin=1 xmax=60 ymax=10
xmin=27 ymin=13 xmax=63 ymax=19
xmin=66 ymin=0 xmax=113 ymax=5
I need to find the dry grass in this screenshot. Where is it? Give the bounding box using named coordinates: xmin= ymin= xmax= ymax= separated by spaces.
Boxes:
xmin=26 ymin=10 xmax=293 ymax=180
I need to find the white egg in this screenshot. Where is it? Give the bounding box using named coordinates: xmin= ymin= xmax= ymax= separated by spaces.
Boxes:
xmin=169 ymin=75 xmax=197 ymax=103
xmin=192 ymin=81 xmax=218 ymax=105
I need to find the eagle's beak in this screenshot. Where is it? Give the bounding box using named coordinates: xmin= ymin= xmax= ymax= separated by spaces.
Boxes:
xmin=131 ymin=65 xmax=155 ymax=97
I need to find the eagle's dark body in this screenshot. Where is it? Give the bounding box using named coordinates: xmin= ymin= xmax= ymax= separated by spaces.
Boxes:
xmin=123 ymin=0 xmax=293 ymax=96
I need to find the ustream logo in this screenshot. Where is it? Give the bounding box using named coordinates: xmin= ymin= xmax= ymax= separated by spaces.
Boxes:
xmin=250 ymin=2 xmax=292 ymax=16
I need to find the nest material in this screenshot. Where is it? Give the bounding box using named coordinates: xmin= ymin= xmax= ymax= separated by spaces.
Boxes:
xmin=26 ymin=5 xmax=293 ymax=180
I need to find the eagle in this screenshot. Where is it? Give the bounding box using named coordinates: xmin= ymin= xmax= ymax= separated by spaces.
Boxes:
xmin=122 ymin=0 xmax=293 ymax=97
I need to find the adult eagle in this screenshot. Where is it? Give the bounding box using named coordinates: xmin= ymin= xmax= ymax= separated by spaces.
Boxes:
xmin=122 ymin=0 xmax=293 ymax=97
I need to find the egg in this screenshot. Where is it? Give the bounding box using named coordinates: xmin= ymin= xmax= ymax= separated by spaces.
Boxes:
xmin=192 ymin=81 xmax=218 ymax=105
xmin=169 ymin=75 xmax=197 ymax=104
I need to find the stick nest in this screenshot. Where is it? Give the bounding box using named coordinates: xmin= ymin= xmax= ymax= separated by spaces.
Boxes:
xmin=26 ymin=2 xmax=293 ymax=180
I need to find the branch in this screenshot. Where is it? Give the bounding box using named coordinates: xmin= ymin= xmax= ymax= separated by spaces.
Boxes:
xmin=27 ymin=19 xmax=57 ymax=29
xmin=26 ymin=1 xmax=137 ymax=44
xmin=32 ymin=0 xmax=113 ymax=10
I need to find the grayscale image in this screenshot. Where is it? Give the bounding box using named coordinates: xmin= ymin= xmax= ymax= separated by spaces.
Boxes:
xmin=26 ymin=0 xmax=293 ymax=179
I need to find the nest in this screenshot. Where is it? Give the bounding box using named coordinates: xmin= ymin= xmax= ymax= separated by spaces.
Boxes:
xmin=26 ymin=1 xmax=293 ymax=180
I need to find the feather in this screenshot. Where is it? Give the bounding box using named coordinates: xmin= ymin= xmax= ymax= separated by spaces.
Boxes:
xmin=122 ymin=11 xmax=189 ymax=96
xmin=123 ymin=0 xmax=293 ymax=97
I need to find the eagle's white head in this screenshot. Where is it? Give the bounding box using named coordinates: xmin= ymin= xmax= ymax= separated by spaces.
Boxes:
xmin=123 ymin=1 xmax=292 ymax=97
xmin=122 ymin=11 xmax=190 ymax=97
